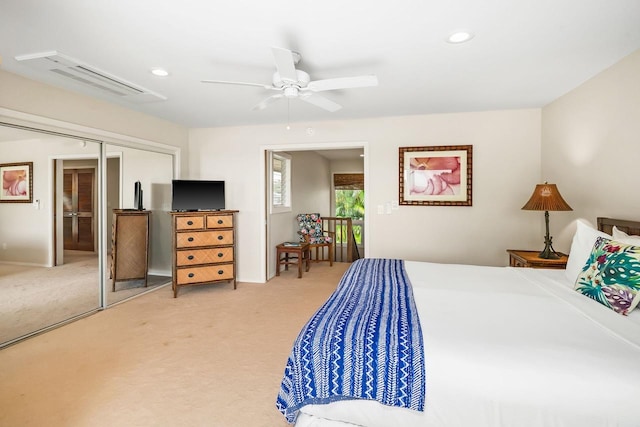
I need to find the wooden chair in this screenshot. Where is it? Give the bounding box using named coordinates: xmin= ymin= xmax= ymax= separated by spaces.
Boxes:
xmin=296 ymin=213 xmax=334 ymax=266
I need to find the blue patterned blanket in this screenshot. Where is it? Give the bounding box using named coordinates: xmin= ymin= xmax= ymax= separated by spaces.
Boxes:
xmin=276 ymin=258 xmax=425 ymax=423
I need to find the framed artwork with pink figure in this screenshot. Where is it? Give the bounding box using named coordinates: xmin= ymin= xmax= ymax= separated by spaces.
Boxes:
xmin=1 ymin=162 xmax=33 ymax=203
xmin=399 ymin=145 xmax=472 ymax=206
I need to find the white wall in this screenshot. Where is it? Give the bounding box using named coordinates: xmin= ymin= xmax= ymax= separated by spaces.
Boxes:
xmin=330 ymin=158 xmax=364 ymax=175
xmin=541 ymin=48 xmax=640 ymax=250
xmin=190 ymin=108 xmax=542 ymax=282
xmin=290 ymin=151 xmax=332 ymax=217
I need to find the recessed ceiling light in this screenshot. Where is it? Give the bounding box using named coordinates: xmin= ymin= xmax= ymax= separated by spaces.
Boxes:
xmin=151 ymin=68 xmax=169 ymax=77
xmin=446 ymin=31 xmax=474 ymax=44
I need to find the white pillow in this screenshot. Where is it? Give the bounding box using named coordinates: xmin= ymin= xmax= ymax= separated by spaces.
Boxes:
xmin=612 ymin=226 xmax=640 ymax=245
xmin=565 ymin=220 xmax=611 ymax=283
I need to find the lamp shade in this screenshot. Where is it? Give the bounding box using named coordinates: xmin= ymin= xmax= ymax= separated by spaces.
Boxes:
xmin=521 ymin=183 xmax=572 ymax=211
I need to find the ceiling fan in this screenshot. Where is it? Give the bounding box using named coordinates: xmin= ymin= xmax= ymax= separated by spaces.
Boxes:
xmin=201 ymin=47 xmax=378 ymax=112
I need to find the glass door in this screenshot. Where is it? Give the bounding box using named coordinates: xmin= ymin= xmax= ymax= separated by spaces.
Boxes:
xmin=104 ymin=144 xmax=173 ymax=306
xmin=0 ymin=124 xmax=102 ymax=346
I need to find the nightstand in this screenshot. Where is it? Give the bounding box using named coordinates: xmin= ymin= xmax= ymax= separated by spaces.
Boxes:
xmin=507 ymin=249 xmax=568 ymax=269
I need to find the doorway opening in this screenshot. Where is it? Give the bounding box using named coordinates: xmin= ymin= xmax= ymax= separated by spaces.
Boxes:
xmin=262 ymin=143 xmax=368 ymax=282
xmin=333 ymin=173 xmax=364 ymax=261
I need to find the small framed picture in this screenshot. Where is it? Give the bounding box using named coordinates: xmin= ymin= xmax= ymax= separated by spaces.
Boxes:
xmin=399 ymin=145 xmax=472 ymax=206
xmin=1 ymin=162 xmax=33 ymax=203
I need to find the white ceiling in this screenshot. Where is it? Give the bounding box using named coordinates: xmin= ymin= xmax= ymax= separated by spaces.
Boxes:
xmin=1 ymin=0 xmax=639 ymax=129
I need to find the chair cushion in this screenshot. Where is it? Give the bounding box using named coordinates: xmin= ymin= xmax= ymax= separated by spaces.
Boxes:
xmin=309 ymin=236 xmax=333 ymax=244
xmin=296 ymin=213 xmax=332 ymax=244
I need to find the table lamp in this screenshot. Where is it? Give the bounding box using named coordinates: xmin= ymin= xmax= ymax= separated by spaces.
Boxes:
xmin=522 ymin=182 xmax=572 ymax=259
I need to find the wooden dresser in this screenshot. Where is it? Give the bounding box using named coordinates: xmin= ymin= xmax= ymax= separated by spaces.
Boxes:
xmin=170 ymin=210 xmax=238 ymax=298
xmin=111 ymin=209 xmax=150 ymax=291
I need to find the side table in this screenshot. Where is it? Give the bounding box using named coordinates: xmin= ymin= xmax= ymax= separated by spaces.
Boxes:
xmin=507 ymin=249 xmax=568 ymax=269
xmin=276 ymin=242 xmax=311 ymax=278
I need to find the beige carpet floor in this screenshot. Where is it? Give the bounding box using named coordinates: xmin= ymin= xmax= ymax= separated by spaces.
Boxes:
xmin=0 ymin=262 xmax=350 ymax=427
xmin=0 ymin=251 xmax=170 ymax=345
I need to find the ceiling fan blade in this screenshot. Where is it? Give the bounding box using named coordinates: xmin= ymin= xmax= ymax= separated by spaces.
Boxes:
xmin=252 ymin=94 xmax=284 ymax=111
xmin=307 ymin=75 xmax=378 ymax=92
xmin=271 ymin=47 xmax=298 ymax=83
xmin=299 ymin=93 xmax=342 ymax=112
xmin=201 ymin=79 xmax=272 ymax=89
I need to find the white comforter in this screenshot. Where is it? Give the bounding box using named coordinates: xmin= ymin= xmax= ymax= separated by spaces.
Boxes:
xmin=295 ymin=261 xmax=640 ymax=427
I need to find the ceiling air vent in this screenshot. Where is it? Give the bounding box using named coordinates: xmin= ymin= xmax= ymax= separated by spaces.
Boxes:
xmin=14 ymin=51 xmax=166 ymax=103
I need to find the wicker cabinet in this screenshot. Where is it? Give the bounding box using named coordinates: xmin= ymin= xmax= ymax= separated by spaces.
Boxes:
xmin=170 ymin=210 xmax=238 ymax=297
xmin=111 ymin=209 xmax=150 ymax=291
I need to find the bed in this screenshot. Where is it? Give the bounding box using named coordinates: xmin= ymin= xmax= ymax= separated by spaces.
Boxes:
xmin=276 ymin=218 xmax=640 ymax=427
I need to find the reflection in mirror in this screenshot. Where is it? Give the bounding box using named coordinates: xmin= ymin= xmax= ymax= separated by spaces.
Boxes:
xmin=0 ymin=125 xmax=101 ymax=346
xmin=105 ymin=145 xmax=173 ymax=305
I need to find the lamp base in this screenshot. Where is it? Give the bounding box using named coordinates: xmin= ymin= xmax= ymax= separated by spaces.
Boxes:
xmin=538 ymin=245 xmax=560 ymax=259
xmin=538 ymin=232 xmax=560 ymax=259
xmin=538 ymin=210 xmax=560 ymax=259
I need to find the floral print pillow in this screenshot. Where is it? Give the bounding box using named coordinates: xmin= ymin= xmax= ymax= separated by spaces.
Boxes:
xmin=574 ymin=237 xmax=640 ymax=315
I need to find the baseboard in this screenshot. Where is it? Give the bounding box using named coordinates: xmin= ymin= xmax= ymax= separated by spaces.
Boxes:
xmin=0 ymin=260 xmax=50 ymax=268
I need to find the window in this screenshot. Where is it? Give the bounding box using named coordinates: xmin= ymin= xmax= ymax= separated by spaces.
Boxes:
xmin=270 ymin=152 xmax=291 ymax=213
xmin=334 ymin=173 xmax=364 ymax=219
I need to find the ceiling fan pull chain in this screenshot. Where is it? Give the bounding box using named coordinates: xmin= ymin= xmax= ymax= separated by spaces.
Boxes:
xmin=286 ymin=99 xmax=291 ymax=130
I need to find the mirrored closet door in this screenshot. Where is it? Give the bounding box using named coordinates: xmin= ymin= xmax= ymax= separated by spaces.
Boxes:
xmin=105 ymin=145 xmax=173 ymax=305
xmin=0 ymin=123 xmax=176 ymax=347
xmin=0 ymin=125 xmax=102 ymax=346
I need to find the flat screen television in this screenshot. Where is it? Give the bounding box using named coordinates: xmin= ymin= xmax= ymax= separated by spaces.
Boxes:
xmin=171 ymin=180 xmax=225 ymax=211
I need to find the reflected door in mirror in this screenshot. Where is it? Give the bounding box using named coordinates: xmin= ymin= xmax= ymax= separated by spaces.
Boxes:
xmin=63 ymin=169 xmax=95 ymax=251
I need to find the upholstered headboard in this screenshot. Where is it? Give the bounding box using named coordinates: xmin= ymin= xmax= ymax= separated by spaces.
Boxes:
xmin=597 ymin=217 xmax=640 ymax=236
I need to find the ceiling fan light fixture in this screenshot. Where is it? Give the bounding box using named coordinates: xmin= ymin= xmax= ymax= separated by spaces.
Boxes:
xmin=284 ymin=87 xmax=299 ymax=98
xmin=273 ymin=70 xmax=310 ymax=88
xmin=446 ymin=30 xmax=474 ymax=44
xmin=151 ymin=68 xmax=169 ymax=77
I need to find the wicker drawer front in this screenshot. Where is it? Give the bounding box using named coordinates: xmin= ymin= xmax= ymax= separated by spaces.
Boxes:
xmin=176 ymin=247 xmax=234 ymax=266
xmin=176 ymin=216 xmax=204 ymax=230
xmin=114 ymin=215 xmax=149 ymax=278
xmin=206 ymin=214 xmax=233 ymax=229
xmin=176 ymin=230 xmax=233 ymax=248
xmin=176 ymin=264 xmax=234 ymax=285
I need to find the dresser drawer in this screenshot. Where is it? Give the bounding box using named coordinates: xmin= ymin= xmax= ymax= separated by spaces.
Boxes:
xmin=176 ymin=247 xmax=234 ymax=266
xmin=176 ymin=230 xmax=234 ymax=248
xmin=176 ymin=216 xmax=204 ymax=230
xmin=206 ymin=214 xmax=233 ymax=229
xmin=176 ymin=264 xmax=234 ymax=285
